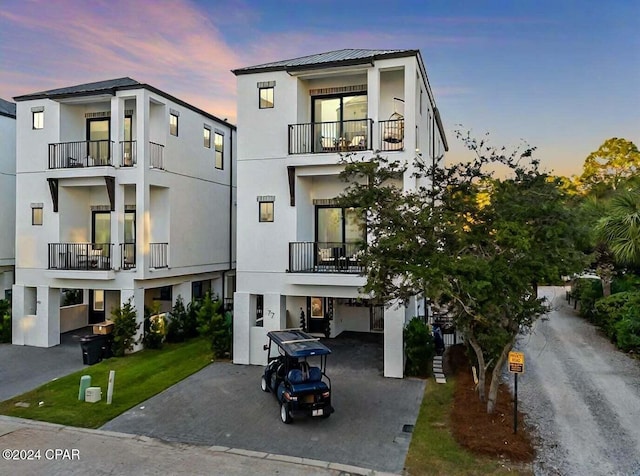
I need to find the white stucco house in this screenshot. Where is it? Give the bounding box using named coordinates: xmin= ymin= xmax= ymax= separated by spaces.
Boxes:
xmin=12 ymin=78 xmax=236 ymax=347
xmin=0 ymin=98 xmax=16 ymax=300
xmin=231 ymin=49 xmax=448 ymax=377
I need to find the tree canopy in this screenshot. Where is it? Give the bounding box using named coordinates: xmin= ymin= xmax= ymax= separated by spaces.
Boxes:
xmin=579 ymin=138 xmax=640 ymax=195
xmin=338 ymin=131 xmax=586 ymax=413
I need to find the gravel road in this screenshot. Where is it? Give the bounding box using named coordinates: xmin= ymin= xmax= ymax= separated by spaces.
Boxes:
xmin=511 ymin=286 xmax=640 ymax=476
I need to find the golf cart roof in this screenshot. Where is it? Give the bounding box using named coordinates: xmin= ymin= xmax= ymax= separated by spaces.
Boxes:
xmin=267 ymin=330 xmax=331 ymax=358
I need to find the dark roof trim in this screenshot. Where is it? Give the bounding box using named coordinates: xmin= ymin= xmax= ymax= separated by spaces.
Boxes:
xmin=434 ymin=108 xmax=449 ymax=151
xmin=232 ymin=49 xmax=420 ymax=76
xmin=14 ymin=80 xmax=235 ymax=130
xmin=0 ymin=111 xmax=16 ymax=119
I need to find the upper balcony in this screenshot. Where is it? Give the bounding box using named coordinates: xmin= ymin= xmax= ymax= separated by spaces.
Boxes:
xmin=289 ymin=119 xmax=373 ymax=155
xmin=289 ymin=241 xmax=364 ymax=274
xmin=48 ymin=140 xmax=164 ymax=170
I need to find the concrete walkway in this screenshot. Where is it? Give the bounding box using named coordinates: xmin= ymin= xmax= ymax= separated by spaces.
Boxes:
xmin=0 ymin=416 xmax=396 ymax=475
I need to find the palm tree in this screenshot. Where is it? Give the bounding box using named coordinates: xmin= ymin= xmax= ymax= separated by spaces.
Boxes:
xmin=596 ymin=190 xmax=640 ymax=266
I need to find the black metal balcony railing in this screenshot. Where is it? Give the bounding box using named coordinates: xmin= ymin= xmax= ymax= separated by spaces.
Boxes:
xmin=120 ymin=140 xmax=137 ymax=167
xmin=289 ymin=119 xmax=372 ymax=155
xmin=48 ymin=243 xmax=113 ymax=270
xmin=149 ymin=242 xmax=168 ymax=268
xmin=379 ymin=119 xmax=404 ymax=152
xmin=149 ymin=141 xmax=164 ymax=169
xmin=289 ymin=242 xmax=364 ymax=273
xmin=120 ymin=243 xmax=136 ymax=269
xmin=49 ymin=141 xmax=114 ymax=169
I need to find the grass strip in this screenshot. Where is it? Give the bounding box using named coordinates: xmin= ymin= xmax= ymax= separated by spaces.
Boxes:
xmin=0 ymin=338 xmax=211 ymax=428
xmin=405 ymin=377 xmax=520 ymax=476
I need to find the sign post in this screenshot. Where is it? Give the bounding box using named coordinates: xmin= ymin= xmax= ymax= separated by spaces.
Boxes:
xmin=508 ymin=351 xmax=525 ymax=434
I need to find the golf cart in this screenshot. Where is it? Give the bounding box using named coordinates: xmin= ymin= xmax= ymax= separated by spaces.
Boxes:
xmin=261 ymin=329 xmax=334 ymax=424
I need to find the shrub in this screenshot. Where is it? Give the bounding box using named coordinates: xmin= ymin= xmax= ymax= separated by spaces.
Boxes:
xmin=166 ymin=295 xmax=188 ymax=343
xmin=574 ymin=278 xmax=603 ymax=320
xmin=143 ymin=303 xmax=166 ymax=350
xmin=111 ymin=298 xmax=140 ymax=357
xmin=196 ymin=293 xmax=231 ymax=359
xmin=611 ymin=273 xmax=640 ymax=294
xmin=404 ymin=317 xmax=435 ymax=377
xmin=0 ymin=299 xmax=11 ymax=343
xmin=615 ymin=303 xmax=640 ymax=353
xmin=593 ymin=292 xmax=640 ymax=341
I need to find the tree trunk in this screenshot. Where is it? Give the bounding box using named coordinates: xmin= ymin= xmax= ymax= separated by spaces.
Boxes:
xmin=467 ymin=333 xmax=486 ymax=402
xmin=486 ymin=336 xmax=516 ymax=414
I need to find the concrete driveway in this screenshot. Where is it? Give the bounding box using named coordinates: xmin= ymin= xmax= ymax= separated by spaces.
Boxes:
xmin=102 ymin=333 xmax=426 ymax=474
xmin=0 ymin=329 xmax=89 ymax=401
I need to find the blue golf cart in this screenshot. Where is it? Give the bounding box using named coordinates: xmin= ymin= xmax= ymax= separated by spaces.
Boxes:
xmin=261 ymin=329 xmax=334 ymax=424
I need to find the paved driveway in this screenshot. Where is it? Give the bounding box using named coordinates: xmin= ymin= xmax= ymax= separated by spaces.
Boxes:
xmin=102 ymin=333 xmax=425 ymax=473
xmin=0 ymin=329 xmax=89 ymax=401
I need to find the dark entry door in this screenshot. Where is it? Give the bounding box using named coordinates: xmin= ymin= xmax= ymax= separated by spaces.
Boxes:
xmin=308 ymin=296 xmax=326 ymax=333
xmin=88 ymin=289 xmax=106 ymax=324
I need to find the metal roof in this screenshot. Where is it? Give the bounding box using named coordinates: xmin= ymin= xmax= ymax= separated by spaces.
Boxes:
xmin=13 ymin=77 xmax=235 ymax=129
xmin=267 ymin=330 xmax=331 ymax=358
xmin=14 ymin=78 xmax=142 ymax=101
xmin=0 ymin=98 xmax=16 ymax=118
xmin=232 ymin=49 xmax=418 ymax=75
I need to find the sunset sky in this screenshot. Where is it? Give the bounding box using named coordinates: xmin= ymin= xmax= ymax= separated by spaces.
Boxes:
xmin=1 ymin=0 xmax=638 ymax=176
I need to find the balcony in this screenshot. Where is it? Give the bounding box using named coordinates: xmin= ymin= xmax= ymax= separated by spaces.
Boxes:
xmin=289 ymin=119 xmax=372 ymax=155
xmin=149 ymin=242 xmax=168 ymax=268
xmin=149 ymin=141 xmax=164 ymax=169
xmin=379 ymin=119 xmax=404 ymax=152
xmin=49 ymin=141 xmax=114 ymax=169
xmin=48 ymin=243 xmax=113 ymax=270
xmin=120 ymin=140 xmax=137 ymax=167
xmin=289 ymin=242 xmax=364 ymax=273
xmin=120 ymin=243 xmax=136 ymax=270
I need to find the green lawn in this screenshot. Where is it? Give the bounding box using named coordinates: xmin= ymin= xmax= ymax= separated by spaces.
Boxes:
xmin=0 ymin=338 xmax=212 ymax=428
xmin=405 ymin=377 xmax=531 ymax=476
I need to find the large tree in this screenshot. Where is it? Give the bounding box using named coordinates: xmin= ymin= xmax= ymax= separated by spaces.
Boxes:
xmin=338 ymin=132 xmax=585 ymax=413
xmin=596 ymin=190 xmax=640 ymax=267
xmin=580 ymin=138 xmax=640 ymax=195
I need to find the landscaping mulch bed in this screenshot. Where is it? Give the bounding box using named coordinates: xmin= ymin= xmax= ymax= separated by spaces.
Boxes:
xmin=445 ymin=344 xmax=535 ymax=462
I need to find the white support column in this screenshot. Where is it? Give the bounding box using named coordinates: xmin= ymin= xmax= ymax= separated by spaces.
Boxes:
xmin=384 ymin=300 xmax=405 ymax=378
xmin=32 ymin=286 xmax=60 ymax=347
xmin=233 ymin=292 xmax=251 ymax=364
xmin=136 ymin=91 xmax=149 ymax=274
xmin=11 ymin=284 xmax=26 ymax=345
xmin=263 ymin=293 xmax=286 ymax=331
xmin=367 ymin=67 xmax=380 ymax=148
xmin=121 ymin=288 xmax=145 ymax=352
xmin=173 ymin=281 xmax=192 ymax=306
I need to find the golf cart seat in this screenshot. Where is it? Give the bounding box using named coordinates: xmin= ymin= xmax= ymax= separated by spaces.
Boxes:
xmin=286 ymin=368 xmax=329 ymax=394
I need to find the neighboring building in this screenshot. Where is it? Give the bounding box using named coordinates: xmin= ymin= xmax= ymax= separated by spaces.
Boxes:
xmin=232 ymin=49 xmax=447 ymax=377
xmin=12 ymin=78 xmax=236 ymax=347
xmin=0 ymin=98 xmax=16 ymax=300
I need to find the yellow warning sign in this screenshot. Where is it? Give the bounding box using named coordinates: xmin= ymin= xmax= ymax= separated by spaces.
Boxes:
xmin=508 ymin=351 xmax=525 ymax=373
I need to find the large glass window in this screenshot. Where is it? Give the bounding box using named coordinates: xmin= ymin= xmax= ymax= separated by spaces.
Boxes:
xmin=92 ymin=211 xmax=111 ymax=256
xmin=87 ymin=118 xmax=110 ymax=164
xmin=316 ymin=206 xmax=365 ymax=244
xmin=313 ymin=94 xmax=367 ymax=151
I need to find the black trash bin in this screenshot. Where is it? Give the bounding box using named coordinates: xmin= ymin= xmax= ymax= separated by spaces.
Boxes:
xmin=80 ymin=334 xmax=113 ymax=365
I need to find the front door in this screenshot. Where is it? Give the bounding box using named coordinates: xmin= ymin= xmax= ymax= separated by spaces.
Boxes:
xmin=86 ymin=118 xmax=110 ymax=165
xmin=92 ymin=211 xmax=111 ymax=258
xmin=89 ymin=289 xmax=106 ymax=324
xmin=308 ymin=297 xmax=326 ymax=334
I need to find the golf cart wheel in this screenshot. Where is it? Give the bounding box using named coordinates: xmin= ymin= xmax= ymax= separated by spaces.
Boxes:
xmin=261 ymin=375 xmax=269 ymax=392
xmin=280 ymin=402 xmax=292 ymax=424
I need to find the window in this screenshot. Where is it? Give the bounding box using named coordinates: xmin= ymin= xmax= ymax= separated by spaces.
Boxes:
xmin=256 ymin=294 xmax=264 ymax=327
xmin=214 ymin=132 xmax=224 ymax=169
xmin=204 ymin=126 xmax=211 ymax=148
xmin=169 ymin=113 xmax=179 ymax=136
xmin=259 ymin=87 xmax=274 ymax=109
xmin=259 ymin=201 xmax=274 ymax=222
xmin=32 ymin=111 xmax=44 ymax=129
xmin=419 ymin=88 xmax=423 ymax=115
xmin=32 ymin=206 xmax=43 ymax=225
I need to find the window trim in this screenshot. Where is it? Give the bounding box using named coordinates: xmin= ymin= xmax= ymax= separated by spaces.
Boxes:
xmin=258 ymin=201 xmax=274 ymax=222
xmin=259 ymin=86 xmax=274 ymax=109
xmin=32 ymin=110 xmax=44 ymax=130
xmin=214 ymin=131 xmax=224 ymax=170
xmin=31 ymin=206 xmax=43 ymax=226
xmin=169 ymin=112 xmax=179 ymax=137
xmin=204 ymin=125 xmax=211 ymax=148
